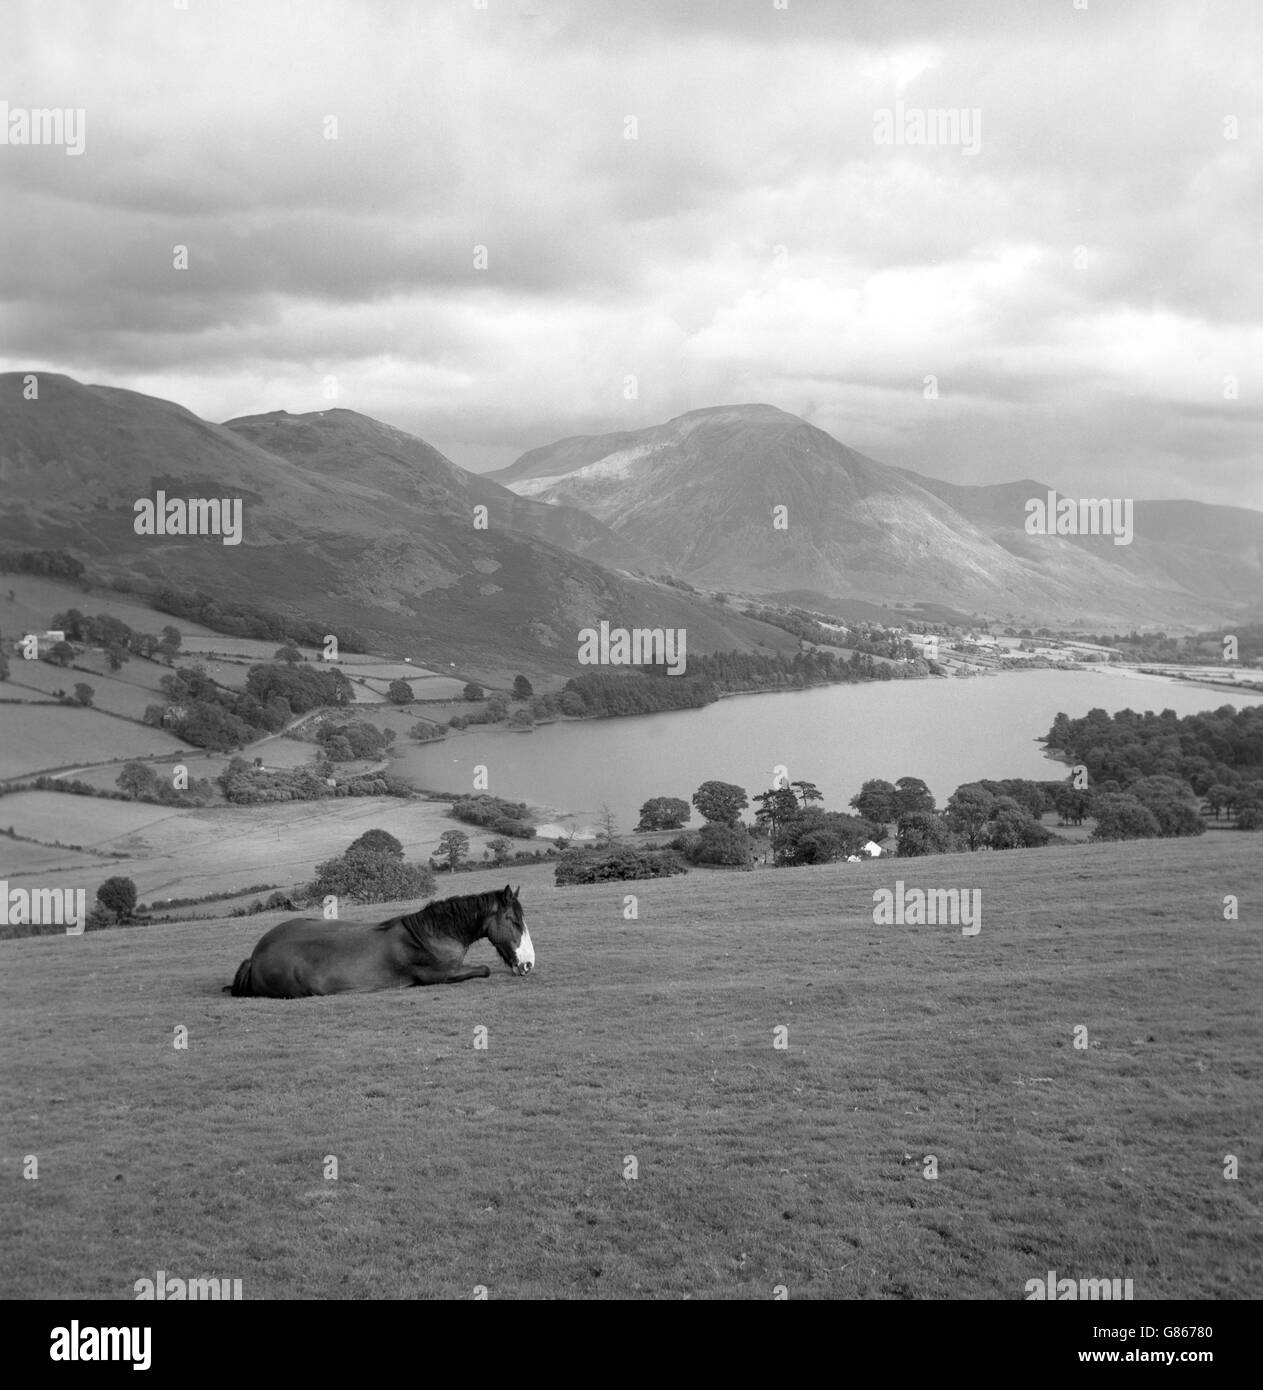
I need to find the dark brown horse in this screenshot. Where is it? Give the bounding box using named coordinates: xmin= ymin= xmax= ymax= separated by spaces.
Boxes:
xmin=228 ymin=885 xmax=534 ymax=999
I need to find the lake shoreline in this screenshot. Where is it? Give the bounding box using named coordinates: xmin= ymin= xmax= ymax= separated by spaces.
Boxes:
xmin=394 ymin=666 xmax=1263 ymax=838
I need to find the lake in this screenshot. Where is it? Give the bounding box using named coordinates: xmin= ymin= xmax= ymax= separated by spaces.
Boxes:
xmin=396 ymin=668 xmax=1263 ymax=837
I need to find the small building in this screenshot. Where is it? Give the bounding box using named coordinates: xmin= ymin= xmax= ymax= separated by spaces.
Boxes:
xmin=863 ymin=840 xmax=884 ymax=858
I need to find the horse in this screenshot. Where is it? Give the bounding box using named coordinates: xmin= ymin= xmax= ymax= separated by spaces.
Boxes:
xmin=227 ymin=884 xmax=534 ymax=999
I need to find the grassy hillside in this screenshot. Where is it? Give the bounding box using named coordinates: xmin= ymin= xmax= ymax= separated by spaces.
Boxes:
xmin=0 ymin=376 xmax=806 ymax=677
xmin=2 ymin=836 xmax=1257 ymax=1299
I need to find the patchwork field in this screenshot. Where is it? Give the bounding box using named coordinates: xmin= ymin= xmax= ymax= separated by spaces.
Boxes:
xmin=0 ymin=791 xmax=513 ymax=905
xmin=2 ymin=837 xmax=1257 ymax=1299
xmin=0 ymin=705 xmax=189 ymax=779
xmin=4 ymin=660 xmax=165 ymax=720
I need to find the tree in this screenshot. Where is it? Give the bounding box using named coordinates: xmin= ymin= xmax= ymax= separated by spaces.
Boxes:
xmin=635 ymin=796 xmax=691 ymax=831
xmin=775 ymin=809 xmax=875 ymax=865
xmin=675 ymin=822 xmax=751 ymax=866
xmin=487 ymin=837 xmax=512 ymax=864
xmin=559 ymin=690 xmax=586 ymax=716
xmin=1052 ymin=783 xmax=1092 ymax=826
xmin=945 ymin=784 xmax=996 ymax=851
xmin=274 ymin=644 xmax=303 ymax=663
xmin=850 ymin=779 xmax=898 ymax=828
xmin=0 ymin=650 xmax=9 ymax=682
xmin=96 ymin=876 xmax=138 ymax=922
xmin=408 ymin=720 xmax=441 ymax=741
xmin=48 ymin=640 xmax=76 ymax=667
xmin=463 ymin=682 xmax=485 ymax=701
xmin=1236 ymin=805 xmax=1262 ymax=830
xmin=1205 ymin=783 xmax=1233 ymax=820
xmin=985 ymin=797 xmax=1037 ymax=850
xmin=790 ymin=780 xmax=823 ymax=807
xmin=752 ymin=786 xmax=800 ymax=852
xmin=895 ymin=811 xmax=951 ymax=857
xmin=596 ymin=802 xmax=619 ymax=846
xmin=347 ymin=829 xmax=404 ymax=858
xmin=157 ymin=625 xmax=182 ymax=659
xmin=387 ymin=678 xmax=413 ymax=704
xmin=512 ymin=675 xmax=534 ymax=700
xmin=105 ymin=644 xmax=128 ymax=672
xmin=509 ymin=708 xmax=534 ymax=729
xmin=53 ymin=608 xmax=87 ymax=641
xmin=325 ymin=735 xmax=354 ymax=762
xmin=436 ymin=829 xmax=470 ymax=871
xmin=1125 ymin=776 xmax=1206 ymax=838
xmin=117 ymin=762 xmax=157 ymax=799
xmin=309 ymin=849 xmax=434 ymax=904
xmin=486 ymin=695 xmax=509 ymax=721
xmin=1090 ymin=794 xmax=1161 ymax=842
xmin=73 ymin=682 xmax=94 ymax=707
xmin=894 ymin=776 xmax=936 ymax=818
xmin=692 ymin=779 xmax=748 ymax=826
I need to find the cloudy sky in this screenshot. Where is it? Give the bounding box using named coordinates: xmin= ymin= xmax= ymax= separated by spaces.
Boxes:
xmin=3 ymin=0 xmax=1260 ymax=507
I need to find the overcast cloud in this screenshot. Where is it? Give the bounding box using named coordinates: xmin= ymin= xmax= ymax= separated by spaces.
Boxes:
xmin=2 ymin=0 xmax=1260 ymax=506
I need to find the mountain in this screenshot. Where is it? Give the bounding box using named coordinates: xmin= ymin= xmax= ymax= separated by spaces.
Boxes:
xmin=490 ymin=404 xmax=1263 ymax=626
xmin=223 ymin=408 xmax=658 ymax=571
xmin=0 ymin=374 xmax=799 ymax=676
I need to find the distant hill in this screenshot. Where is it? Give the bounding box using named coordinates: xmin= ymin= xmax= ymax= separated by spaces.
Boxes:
xmin=0 ymin=375 xmax=799 ymax=677
xmin=223 ymin=407 xmax=658 ymax=572
xmin=491 ymin=404 xmax=1263 ymax=627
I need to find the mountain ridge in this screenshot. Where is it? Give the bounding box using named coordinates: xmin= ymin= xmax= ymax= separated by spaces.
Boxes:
xmin=490 ymin=404 xmax=1263 ymax=626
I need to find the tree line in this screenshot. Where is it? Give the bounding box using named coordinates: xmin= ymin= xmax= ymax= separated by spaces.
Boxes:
xmin=1043 ymin=705 xmax=1263 ymax=829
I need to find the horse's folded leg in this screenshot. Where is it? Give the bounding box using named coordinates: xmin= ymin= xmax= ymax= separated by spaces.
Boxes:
xmin=413 ymin=965 xmax=491 ymax=985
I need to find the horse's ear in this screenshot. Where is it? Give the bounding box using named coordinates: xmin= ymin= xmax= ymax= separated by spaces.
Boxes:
xmin=513 ymin=885 xmax=521 ymax=901
xmin=502 ymin=884 xmax=512 ymax=900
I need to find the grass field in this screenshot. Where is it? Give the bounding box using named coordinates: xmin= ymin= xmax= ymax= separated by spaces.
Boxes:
xmin=0 ymin=577 xmax=223 ymax=648
xmin=2 ymin=836 xmax=1258 ymax=1299
xmin=4 ymin=659 xmax=165 ymax=721
xmin=0 ymin=791 xmax=513 ymax=904
xmin=0 ymin=705 xmax=189 ymax=780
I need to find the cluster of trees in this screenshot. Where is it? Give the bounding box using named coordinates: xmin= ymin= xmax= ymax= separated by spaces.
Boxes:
xmin=150 ymin=584 xmax=366 ymax=653
xmin=855 ymin=767 xmax=1212 ymax=853
xmin=449 ymin=794 xmax=537 ymax=838
xmin=561 ymin=644 xmax=930 ymax=722
xmin=555 ymin=843 xmax=687 ymax=884
xmin=215 ymin=756 xmax=409 ymax=805
xmin=50 ymin=608 xmax=182 ymax=666
xmin=308 ymin=829 xmax=434 ymax=904
xmin=0 ymin=548 xmax=87 ymax=583
xmin=448 ymin=685 xmax=582 ymax=731
xmin=314 ymin=717 xmax=394 ymax=763
xmin=847 ymin=776 xmax=1055 ymax=857
xmin=661 ymin=779 xmax=883 ymax=867
xmin=246 ymin=662 xmax=353 ymax=714
xmin=1044 ymin=705 xmax=1263 ymax=828
xmin=116 ymin=760 xmax=216 ymax=806
xmin=138 ymin=661 xmax=355 ymax=751
xmin=0 ymin=608 xmax=181 ymax=683
xmin=562 ymin=669 xmax=716 ymax=717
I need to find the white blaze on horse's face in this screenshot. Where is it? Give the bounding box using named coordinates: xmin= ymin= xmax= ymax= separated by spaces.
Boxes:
xmin=514 ymin=926 xmax=535 ymax=975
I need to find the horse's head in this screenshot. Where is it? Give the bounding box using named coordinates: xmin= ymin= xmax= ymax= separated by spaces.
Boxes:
xmin=486 ymin=885 xmax=534 ymax=976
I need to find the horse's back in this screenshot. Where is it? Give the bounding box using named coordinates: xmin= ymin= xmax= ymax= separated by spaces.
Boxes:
xmin=247 ymin=914 xmax=401 ymax=997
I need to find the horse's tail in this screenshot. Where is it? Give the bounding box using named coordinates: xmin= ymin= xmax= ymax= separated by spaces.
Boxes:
xmin=227 ymin=959 xmax=254 ymax=997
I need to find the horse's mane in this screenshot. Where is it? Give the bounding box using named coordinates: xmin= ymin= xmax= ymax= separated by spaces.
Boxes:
xmin=382 ymin=890 xmax=498 ymax=944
